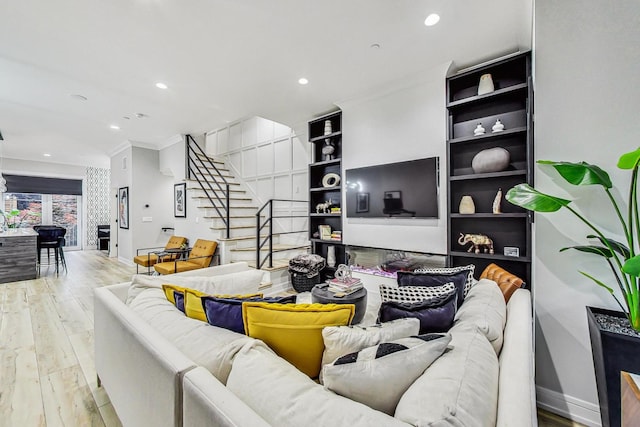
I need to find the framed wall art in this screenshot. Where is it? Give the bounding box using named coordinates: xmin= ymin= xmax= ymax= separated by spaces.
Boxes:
xmin=118 ymin=187 xmax=129 ymax=229
xmin=174 ymin=183 xmax=187 ymax=218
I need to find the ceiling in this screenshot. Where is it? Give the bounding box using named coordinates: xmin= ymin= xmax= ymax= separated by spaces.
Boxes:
xmin=0 ymin=0 xmax=532 ymax=169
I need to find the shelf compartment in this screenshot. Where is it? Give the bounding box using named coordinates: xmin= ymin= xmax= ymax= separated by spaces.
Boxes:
xmin=447 ymin=83 xmax=528 ymax=108
xmin=450 ymin=176 xmax=528 ymax=214
xmin=310 ymin=158 xmax=341 ymax=168
xmin=450 ymin=216 xmax=528 ymax=257
xmin=450 ymin=251 xmax=530 ymax=262
xmin=450 ymin=213 xmax=527 ymax=218
xmin=448 ymin=126 xmax=527 ymax=145
xmin=310 ymin=131 xmax=342 ymax=143
xmin=451 ymin=108 xmax=527 ymax=140
xmin=310 ymin=186 xmax=341 ymax=192
xmin=450 ymin=170 xmax=526 ymax=181
xmin=310 ymin=213 xmax=342 ymax=217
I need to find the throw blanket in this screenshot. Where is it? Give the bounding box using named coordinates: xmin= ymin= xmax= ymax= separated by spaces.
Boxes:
xmin=289 ymin=254 xmax=326 ymax=278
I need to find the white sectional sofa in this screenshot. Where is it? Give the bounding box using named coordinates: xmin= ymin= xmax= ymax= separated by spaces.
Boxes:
xmin=94 ymin=262 xmax=537 ymax=427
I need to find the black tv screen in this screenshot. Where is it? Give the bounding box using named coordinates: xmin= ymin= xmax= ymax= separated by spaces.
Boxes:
xmin=345 ymin=157 xmax=439 ymax=219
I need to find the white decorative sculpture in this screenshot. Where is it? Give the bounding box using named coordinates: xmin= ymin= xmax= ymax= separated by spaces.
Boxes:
xmin=492 ymin=119 xmax=505 ymax=132
xmin=493 ymin=188 xmax=502 ymax=214
xmin=471 ymin=147 xmax=510 ymax=173
xmin=473 ymin=123 xmax=486 ymax=136
xmin=477 ymin=73 xmax=495 ymax=95
xmin=315 ymin=198 xmax=332 ymax=214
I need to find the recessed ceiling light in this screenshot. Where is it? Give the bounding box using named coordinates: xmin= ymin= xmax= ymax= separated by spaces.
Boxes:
xmin=43 ymin=153 xmax=51 ymax=157
xmin=70 ymin=94 xmax=87 ymax=101
xmin=298 ymin=78 xmax=309 ymax=85
xmin=135 ymin=113 xmax=148 ymax=119
xmin=123 ymin=116 xmax=131 ymax=120
xmin=155 ymin=82 xmax=168 ymax=89
xmin=424 ymin=13 xmax=440 ymax=26
xmin=110 ymin=124 xmax=120 ymax=130
xmin=370 ymin=43 xmax=381 ymax=49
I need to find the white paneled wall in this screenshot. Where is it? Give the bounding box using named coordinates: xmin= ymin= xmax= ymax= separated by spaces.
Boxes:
xmin=206 ymin=117 xmax=309 ymax=245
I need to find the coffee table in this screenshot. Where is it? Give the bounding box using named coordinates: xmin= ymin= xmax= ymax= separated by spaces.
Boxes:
xmin=311 ymin=284 xmax=368 ymax=325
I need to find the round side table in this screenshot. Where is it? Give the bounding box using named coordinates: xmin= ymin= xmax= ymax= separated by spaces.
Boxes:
xmin=311 ymin=285 xmax=368 ymax=325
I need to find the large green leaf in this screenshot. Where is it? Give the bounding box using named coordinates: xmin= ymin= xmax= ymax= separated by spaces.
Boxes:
xmin=560 ymin=245 xmax=613 ymax=258
xmin=622 ymin=255 xmax=640 ymax=276
xmin=538 ymin=160 xmax=612 ymax=188
xmin=579 ymin=271 xmax=615 ymax=294
xmin=617 ymin=147 xmax=640 ymax=170
xmin=586 ymin=235 xmax=630 ymax=259
xmin=505 ymin=184 xmax=571 ymax=212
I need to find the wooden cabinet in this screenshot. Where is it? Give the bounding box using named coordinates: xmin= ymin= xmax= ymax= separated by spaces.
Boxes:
xmin=446 ymin=52 xmax=533 ymax=285
xmin=308 ymin=111 xmax=344 ymax=278
xmin=0 ymin=234 xmax=37 ymax=283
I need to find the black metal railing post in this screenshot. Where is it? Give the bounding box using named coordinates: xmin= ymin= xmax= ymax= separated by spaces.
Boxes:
xmin=255 ymin=199 xmax=308 ymax=270
xmin=268 ymin=200 xmax=273 ymax=268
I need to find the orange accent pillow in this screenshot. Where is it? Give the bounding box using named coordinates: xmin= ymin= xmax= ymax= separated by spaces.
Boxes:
xmin=479 ymin=263 xmax=524 ymax=302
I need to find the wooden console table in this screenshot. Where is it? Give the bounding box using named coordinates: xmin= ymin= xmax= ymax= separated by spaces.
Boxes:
xmin=0 ymin=228 xmax=38 ymax=283
xmin=622 ymin=371 xmax=640 ymax=426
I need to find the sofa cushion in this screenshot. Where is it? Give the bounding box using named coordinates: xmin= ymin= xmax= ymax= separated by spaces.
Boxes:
xmin=394 ymin=326 xmax=499 ymax=426
xmin=378 ymin=291 xmax=457 ymax=334
xmin=398 ymin=264 xmax=475 ymax=307
xmin=480 ymin=263 xmax=525 ymax=302
xmin=379 ymin=282 xmax=456 ymax=304
xmin=128 ymin=287 xmax=253 ymax=384
xmin=202 ymin=295 xmax=295 ymax=334
xmin=126 ymin=269 xmax=266 ymax=304
xmin=321 ymin=318 xmax=420 ymax=366
xmin=185 ymin=289 xmax=265 ymax=322
xmin=242 ymin=302 xmax=354 ymax=378
xmin=322 ymin=333 xmax=451 ymax=415
xmin=454 ymin=278 xmax=506 ymax=354
xmin=226 ymin=342 xmax=408 ymax=427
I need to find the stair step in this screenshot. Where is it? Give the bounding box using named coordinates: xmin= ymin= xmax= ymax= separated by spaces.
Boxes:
xmin=249 ymin=259 xmax=291 ymax=271
xmin=211 ymin=225 xmax=256 ymax=231
xmin=197 ymin=205 xmax=257 ymax=210
xmin=191 ymin=195 xmax=252 ymax=201
xmin=186 ymin=179 xmax=241 ymax=186
xmin=187 ymin=187 xmax=246 ymax=194
xmin=203 ymin=215 xmax=262 ymax=219
xmin=193 ymin=153 xmax=225 ymax=163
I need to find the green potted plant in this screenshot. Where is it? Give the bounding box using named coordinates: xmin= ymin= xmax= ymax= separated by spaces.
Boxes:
xmin=505 ymin=147 xmax=640 ymax=427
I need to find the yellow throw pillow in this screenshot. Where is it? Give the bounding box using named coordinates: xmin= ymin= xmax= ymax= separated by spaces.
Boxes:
xmin=184 ymin=288 xmax=263 ymax=321
xmin=242 ymin=302 xmax=355 ymax=378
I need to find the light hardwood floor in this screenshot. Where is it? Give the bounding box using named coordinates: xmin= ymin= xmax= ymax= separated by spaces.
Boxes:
xmin=1 ymin=250 xmax=584 ymax=427
xmin=0 ymin=250 xmax=135 ymax=427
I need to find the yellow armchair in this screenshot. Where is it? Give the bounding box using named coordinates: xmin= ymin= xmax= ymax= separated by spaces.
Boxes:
xmin=154 ymin=239 xmax=218 ymax=275
xmin=133 ymin=235 xmax=188 ymax=274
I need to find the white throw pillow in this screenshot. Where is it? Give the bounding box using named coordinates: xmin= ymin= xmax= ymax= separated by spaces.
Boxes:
xmin=125 ymin=269 xmax=265 ymax=304
xmin=394 ymin=327 xmax=499 ymax=426
xmin=413 ymin=264 xmax=476 ymax=296
xmin=321 ymin=318 xmax=420 ymax=366
xmin=454 ymin=278 xmax=506 ymax=354
xmin=227 ymin=341 xmax=407 ymax=427
xmin=322 ymin=333 xmax=451 ymax=415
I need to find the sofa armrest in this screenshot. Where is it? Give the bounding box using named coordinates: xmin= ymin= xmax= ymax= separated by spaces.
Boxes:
xmin=183 ymin=367 xmax=272 ymax=427
xmin=167 ymin=261 xmax=251 ymax=278
xmin=496 ymin=288 xmax=537 ymax=427
xmin=94 ymin=286 xmax=197 ymax=427
xmin=103 ymin=282 xmax=130 ymax=303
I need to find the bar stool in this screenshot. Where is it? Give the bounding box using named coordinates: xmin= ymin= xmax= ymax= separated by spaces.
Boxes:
xmin=33 ymin=226 xmax=67 ymax=275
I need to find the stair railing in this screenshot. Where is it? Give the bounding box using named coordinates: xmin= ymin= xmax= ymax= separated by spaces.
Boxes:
xmin=185 ymin=134 xmax=231 ymax=238
xmin=256 ymin=199 xmax=308 ymax=269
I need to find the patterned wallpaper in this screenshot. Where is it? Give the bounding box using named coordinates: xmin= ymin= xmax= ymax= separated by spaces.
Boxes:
xmin=86 ymin=167 xmax=110 ymax=247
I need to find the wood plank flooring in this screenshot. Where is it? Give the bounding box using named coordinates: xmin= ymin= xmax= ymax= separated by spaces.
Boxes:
xmin=0 ymin=251 xmax=135 ymax=427
xmin=0 ymin=250 xmax=584 ymax=427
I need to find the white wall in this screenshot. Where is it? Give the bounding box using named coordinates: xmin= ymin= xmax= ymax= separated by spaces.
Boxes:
xmin=534 ymin=1 xmax=640 ymax=425
xmin=338 ymin=63 xmax=450 ymax=254
xmin=207 ymin=116 xmax=309 ymax=243
xmin=110 ymin=147 xmax=133 ymax=260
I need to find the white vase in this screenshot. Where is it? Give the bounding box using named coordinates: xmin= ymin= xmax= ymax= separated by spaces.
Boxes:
xmin=324 ymin=120 xmax=333 ymax=135
xmin=477 ymin=73 xmax=495 ymax=95
xmin=327 ymin=245 xmax=336 ymax=267
xmin=459 ymin=196 xmax=475 ymax=214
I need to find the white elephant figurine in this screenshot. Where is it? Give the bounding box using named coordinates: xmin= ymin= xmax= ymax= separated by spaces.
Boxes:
xmin=458 ymin=233 xmax=494 ymax=254
xmin=316 ymin=198 xmax=332 ymax=214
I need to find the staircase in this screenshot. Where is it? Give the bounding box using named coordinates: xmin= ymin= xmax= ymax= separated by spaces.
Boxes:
xmin=185 ymin=135 xmax=309 ymax=291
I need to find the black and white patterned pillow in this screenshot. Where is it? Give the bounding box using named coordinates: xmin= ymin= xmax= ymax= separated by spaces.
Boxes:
xmin=413 ymin=264 xmax=476 ymax=296
xmin=379 ymin=282 xmax=456 ymax=305
xmin=321 ymin=333 xmax=452 ymax=415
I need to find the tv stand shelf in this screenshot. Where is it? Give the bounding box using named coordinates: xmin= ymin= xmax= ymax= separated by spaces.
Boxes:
xmin=446 ymin=51 xmax=533 ymax=286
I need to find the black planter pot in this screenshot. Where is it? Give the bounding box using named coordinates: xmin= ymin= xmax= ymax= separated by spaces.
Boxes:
xmin=586 ymin=306 xmax=640 ymax=427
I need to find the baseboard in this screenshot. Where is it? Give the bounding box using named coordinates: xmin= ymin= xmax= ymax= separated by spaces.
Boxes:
xmin=536 ymin=386 xmax=602 ymax=427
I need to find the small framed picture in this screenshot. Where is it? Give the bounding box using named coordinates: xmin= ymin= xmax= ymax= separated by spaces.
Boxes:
xmin=504 ymin=246 xmax=520 ymax=257
xmin=174 ymin=183 xmax=187 ymax=218
xmin=118 ymin=187 xmax=129 ymax=229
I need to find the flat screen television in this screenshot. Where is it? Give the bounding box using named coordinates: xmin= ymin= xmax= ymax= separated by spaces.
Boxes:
xmin=345 ymin=157 xmax=439 ymax=219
